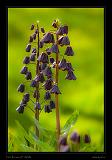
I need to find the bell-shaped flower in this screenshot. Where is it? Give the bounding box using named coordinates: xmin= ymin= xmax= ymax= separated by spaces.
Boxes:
xmin=50 ymin=84 xmax=61 ymax=94
xmin=34 ymin=102 xmax=41 ymax=110
xmin=65 ymin=62 xmax=74 ymax=71
xmin=23 ymin=56 xmax=30 ymax=64
xmin=41 ymin=32 xmax=54 ymax=43
xmin=44 ymin=105 xmax=52 ymax=113
xmin=35 ymin=72 xmax=45 ymax=83
xmin=44 ymin=66 xmax=52 ymax=78
xmin=70 ymin=131 xmax=80 ymax=143
xmin=25 ymin=71 xmax=32 ymax=80
xmin=48 ymin=44 xmax=59 ymax=53
xmin=65 ymin=70 xmax=76 ymax=80
xmin=16 ymin=105 xmax=24 ymax=114
xmin=23 ymin=93 xmax=30 ymax=102
xmin=65 ymin=46 xmax=74 ymax=56
xmin=29 ymin=35 xmax=33 ymax=42
xmin=58 ymin=58 xmax=67 ymax=70
xmin=38 ymin=52 xmax=49 ymax=63
xmin=33 ymin=90 xmax=40 ymax=99
xmin=50 ymin=100 xmax=55 ymax=109
xmin=44 ymin=91 xmax=51 ymax=100
xmin=30 ymin=80 xmax=37 ymax=87
xmin=30 ymin=53 xmax=36 ymax=61
xmin=43 ymin=78 xmax=53 ymax=90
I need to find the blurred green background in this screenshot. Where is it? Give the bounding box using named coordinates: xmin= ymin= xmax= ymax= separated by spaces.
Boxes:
xmin=8 ymin=8 xmax=104 ymax=151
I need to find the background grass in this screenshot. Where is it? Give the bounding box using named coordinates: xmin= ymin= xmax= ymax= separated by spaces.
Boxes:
xmin=8 ymin=8 xmax=104 ymax=152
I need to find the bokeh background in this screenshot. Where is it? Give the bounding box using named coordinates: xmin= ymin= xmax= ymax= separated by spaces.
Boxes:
xmin=8 ymin=8 xmax=104 ymax=151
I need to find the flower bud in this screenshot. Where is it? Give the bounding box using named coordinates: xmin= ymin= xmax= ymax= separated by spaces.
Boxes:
xmin=50 ymin=100 xmax=55 ymax=109
xmin=20 ymin=99 xmax=27 ymax=107
xmin=44 ymin=91 xmax=51 ymax=100
xmin=25 ymin=71 xmax=32 ymax=80
xmin=59 ymin=135 xmax=67 ymax=145
xmin=48 ymin=44 xmax=59 ymax=53
xmin=44 ymin=66 xmax=52 ymax=78
xmin=16 ymin=105 xmax=24 ymax=113
xmin=65 ymin=46 xmax=74 ymax=56
xmin=32 ymin=48 xmax=37 ymax=53
xmin=31 ymin=24 xmax=34 ymax=30
xmin=58 ymin=58 xmax=67 ymax=70
xmin=35 ymin=29 xmax=38 ymax=34
xmin=50 ymin=57 xmax=55 ymax=64
xmin=29 ymin=36 xmax=33 ymax=42
xmin=43 ymin=78 xmax=53 ymax=90
xmin=30 ymin=80 xmax=37 ymax=87
xmin=17 ymin=84 xmax=25 ymax=93
xmin=52 ymin=20 xmax=58 ymax=28
xmin=39 ymin=41 xmax=44 ymax=48
xmin=38 ymin=52 xmax=49 ymax=63
xmin=33 ymin=33 xmax=36 ymax=40
xmin=23 ymin=56 xmax=30 ymax=64
xmin=23 ymin=93 xmax=30 ymax=102
xmin=33 ymin=90 xmax=40 ymax=99
xmin=70 ymin=131 xmax=80 ymax=143
xmin=26 ymin=44 xmax=31 ymax=52
xmin=84 ymin=134 xmax=91 ymax=143
xmin=34 ymin=102 xmax=41 ymax=110
xmin=56 ymin=27 xmax=63 ymax=35
xmin=50 ymin=84 xmax=61 ymax=94
xmin=44 ymin=105 xmax=52 ymax=113
xmin=20 ymin=66 xmax=28 ymax=74
xmin=65 ymin=70 xmax=76 ymax=80
xmin=41 ymin=27 xmax=45 ymax=33
xmin=60 ymin=145 xmax=70 ymax=152
xmin=30 ymin=53 xmax=36 ymax=61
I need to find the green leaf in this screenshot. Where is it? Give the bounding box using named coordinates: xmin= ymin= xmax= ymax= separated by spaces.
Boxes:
xmin=61 ymin=110 xmax=79 ymax=135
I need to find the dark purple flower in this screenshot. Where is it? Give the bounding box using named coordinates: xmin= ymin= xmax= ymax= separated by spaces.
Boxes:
xmin=23 ymin=93 xmax=30 ymax=102
xmin=41 ymin=27 xmax=45 ymax=33
xmin=32 ymin=48 xmax=37 ymax=53
xmin=59 ymin=58 xmax=67 ymax=70
xmin=43 ymin=78 xmax=53 ymax=90
xmin=30 ymin=53 xmax=36 ymax=61
xmin=33 ymin=33 xmax=36 ymax=40
xmin=30 ymin=80 xmax=37 ymax=87
xmin=56 ymin=26 xmax=68 ymax=35
xmin=17 ymin=84 xmax=25 ymax=93
xmin=65 ymin=62 xmax=74 ymax=71
xmin=39 ymin=41 xmax=44 ymax=48
xmin=65 ymin=46 xmax=74 ymax=56
xmin=41 ymin=32 xmax=54 ymax=43
xmin=65 ymin=70 xmax=76 ymax=80
xmin=34 ymin=102 xmax=41 ymax=110
xmin=44 ymin=91 xmax=51 ymax=100
xmin=84 ymin=134 xmax=91 ymax=143
xmin=48 ymin=44 xmax=59 ymax=53
xmin=70 ymin=132 xmax=80 ymax=143
xmin=44 ymin=66 xmax=52 ymax=78
xmin=16 ymin=105 xmax=24 ymax=113
xmin=23 ymin=56 xmax=30 ymax=64
xmin=35 ymin=72 xmax=45 ymax=83
xmin=26 ymin=44 xmax=31 ymax=52
xmin=61 ymin=36 xmax=70 ymax=45
xmin=56 ymin=27 xmax=64 ymax=35
xmin=50 ymin=84 xmax=61 ymax=94
xmin=50 ymin=100 xmax=55 ymax=109
xmin=38 ymin=52 xmax=49 ymax=63
xmin=44 ymin=105 xmax=52 ymax=113
xmin=59 ymin=135 xmax=67 ymax=145
xmin=25 ymin=71 xmax=32 ymax=80
xmin=60 ymin=145 xmax=70 ymax=152
xmin=50 ymin=57 xmax=55 ymax=64
xmin=35 ymin=29 xmax=38 ymax=34
xmin=29 ymin=36 xmax=33 ymax=42
xmin=41 ymin=63 xmax=47 ymax=70
xmin=20 ymin=66 xmax=28 ymax=74
xmin=58 ymin=36 xmax=64 ymax=46
xmin=31 ymin=24 xmax=34 ymax=30
xmin=33 ymin=90 xmax=40 ymax=99
xmin=46 ymin=48 xmax=51 ymax=55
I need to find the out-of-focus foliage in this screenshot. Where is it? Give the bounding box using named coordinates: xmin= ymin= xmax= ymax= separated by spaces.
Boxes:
xmin=8 ymin=8 xmax=104 ymax=152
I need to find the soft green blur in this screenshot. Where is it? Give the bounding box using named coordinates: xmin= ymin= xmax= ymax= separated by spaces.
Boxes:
xmin=8 ymin=8 xmax=104 ymax=151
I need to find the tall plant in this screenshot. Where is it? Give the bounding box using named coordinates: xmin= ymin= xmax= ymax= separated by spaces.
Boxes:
xmin=16 ymin=19 xmax=77 ymax=152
